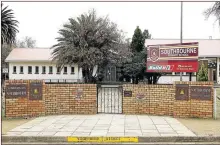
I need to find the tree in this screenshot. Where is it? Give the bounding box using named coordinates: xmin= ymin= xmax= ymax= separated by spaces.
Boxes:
xmin=204 ymin=2 xmax=220 ymax=26
xmin=143 ymin=29 xmax=151 ymax=39
xmin=1 ymin=44 xmax=12 ymax=68
xmin=130 ymin=26 xmax=144 ymax=53
xmin=121 ymin=27 xmax=161 ymax=84
xmin=51 ymin=9 xmax=124 ymax=83
xmin=1 ymin=4 xmax=19 ymax=45
xmin=197 ymin=62 xmax=208 ymax=81
xmin=15 ymin=36 xmax=36 ymax=48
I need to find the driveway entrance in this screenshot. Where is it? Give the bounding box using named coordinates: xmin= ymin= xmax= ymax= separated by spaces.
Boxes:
xmin=5 ymin=114 xmax=195 ymax=137
xmin=97 ymin=85 xmax=123 ymax=114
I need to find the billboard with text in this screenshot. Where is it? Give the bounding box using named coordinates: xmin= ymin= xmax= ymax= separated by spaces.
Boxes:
xmin=146 ymin=42 xmax=199 ymax=72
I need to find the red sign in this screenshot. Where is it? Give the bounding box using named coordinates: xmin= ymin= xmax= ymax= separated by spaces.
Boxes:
xmin=146 ymin=42 xmax=199 ymax=72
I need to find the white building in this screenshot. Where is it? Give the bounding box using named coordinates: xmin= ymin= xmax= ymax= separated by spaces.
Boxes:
xmin=5 ymin=48 xmax=97 ymax=83
xmin=145 ymin=39 xmax=220 ymax=84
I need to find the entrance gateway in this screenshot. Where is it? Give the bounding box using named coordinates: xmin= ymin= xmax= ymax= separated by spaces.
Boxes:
xmin=97 ymin=85 xmax=123 ymax=114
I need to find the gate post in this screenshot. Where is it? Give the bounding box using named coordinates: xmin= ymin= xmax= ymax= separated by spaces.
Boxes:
xmin=214 ymin=87 xmax=217 ymax=119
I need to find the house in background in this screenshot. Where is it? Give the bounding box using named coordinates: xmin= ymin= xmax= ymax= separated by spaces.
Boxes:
xmin=5 ymin=48 xmax=98 ymax=83
xmin=145 ymin=39 xmax=220 ymax=84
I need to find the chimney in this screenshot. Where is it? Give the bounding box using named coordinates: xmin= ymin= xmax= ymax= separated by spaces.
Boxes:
xmin=209 ymin=36 xmax=212 ymax=39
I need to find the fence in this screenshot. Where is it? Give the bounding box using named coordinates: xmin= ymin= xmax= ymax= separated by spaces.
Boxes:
xmin=4 ymin=80 xmax=214 ymax=119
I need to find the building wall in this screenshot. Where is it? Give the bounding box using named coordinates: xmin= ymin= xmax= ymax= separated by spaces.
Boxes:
xmin=8 ymin=62 xmax=98 ymax=81
xmin=158 ymin=76 xmax=196 ymax=84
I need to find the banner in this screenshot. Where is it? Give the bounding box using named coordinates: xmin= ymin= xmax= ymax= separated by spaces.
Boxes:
xmin=146 ymin=42 xmax=199 ymax=72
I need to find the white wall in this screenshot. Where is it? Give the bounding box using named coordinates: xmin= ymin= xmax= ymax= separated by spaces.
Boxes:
xmin=158 ymin=75 xmax=196 ymax=84
xmin=8 ymin=62 xmax=99 ymax=81
xmin=9 ymin=61 xmax=82 ymax=81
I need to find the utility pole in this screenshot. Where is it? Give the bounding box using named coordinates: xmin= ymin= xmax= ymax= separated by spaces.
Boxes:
xmin=180 ymin=1 xmax=183 ymax=81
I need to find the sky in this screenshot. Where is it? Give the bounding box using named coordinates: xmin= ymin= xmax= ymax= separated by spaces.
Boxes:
xmin=4 ymin=2 xmax=220 ymax=48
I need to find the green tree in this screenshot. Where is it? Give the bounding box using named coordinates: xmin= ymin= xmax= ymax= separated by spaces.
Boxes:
xmin=204 ymin=2 xmax=220 ymax=26
xmin=51 ymin=9 xmax=124 ymax=83
xmin=130 ymin=26 xmax=144 ymax=53
xmin=1 ymin=4 xmax=19 ymax=45
xmin=197 ymin=62 xmax=208 ymax=81
xmin=121 ymin=27 xmax=161 ymax=84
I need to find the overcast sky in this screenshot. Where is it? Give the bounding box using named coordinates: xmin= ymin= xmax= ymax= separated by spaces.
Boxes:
xmin=4 ymin=2 xmax=220 ymax=48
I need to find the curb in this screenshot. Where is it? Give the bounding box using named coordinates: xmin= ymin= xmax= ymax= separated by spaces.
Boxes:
xmin=2 ymin=136 xmax=220 ymax=143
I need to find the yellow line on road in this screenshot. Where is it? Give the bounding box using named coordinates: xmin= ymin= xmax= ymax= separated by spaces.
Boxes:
xmin=67 ymin=137 xmax=139 ymax=143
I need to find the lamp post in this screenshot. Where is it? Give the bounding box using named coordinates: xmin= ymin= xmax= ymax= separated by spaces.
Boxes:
xmin=180 ymin=1 xmax=183 ymax=81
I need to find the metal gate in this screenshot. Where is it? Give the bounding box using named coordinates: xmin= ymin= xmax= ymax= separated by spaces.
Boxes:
xmin=97 ymin=85 xmax=123 ymax=114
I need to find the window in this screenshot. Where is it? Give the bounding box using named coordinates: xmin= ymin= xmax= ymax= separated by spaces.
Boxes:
xmin=64 ymin=67 xmax=67 ymax=74
xmin=28 ymin=66 xmax=32 ymax=74
xmin=20 ymin=66 xmax=23 ymax=74
xmin=42 ymin=66 xmax=46 ymax=74
xmin=35 ymin=66 xmax=39 ymax=74
xmin=13 ymin=66 xmax=16 ymax=74
xmin=165 ymin=72 xmax=172 ymax=75
xmin=71 ymin=67 xmax=75 ymax=74
xmin=57 ymin=67 xmax=61 ymax=74
xmin=175 ymin=72 xmax=180 ymax=75
xmin=49 ymin=66 xmax=53 ymax=74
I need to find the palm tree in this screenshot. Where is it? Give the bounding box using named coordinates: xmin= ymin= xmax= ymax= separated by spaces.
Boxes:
xmin=204 ymin=2 xmax=220 ymax=26
xmin=1 ymin=3 xmax=19 ymax=45
xmin=51 ymin=9 xmax=123 ymax=83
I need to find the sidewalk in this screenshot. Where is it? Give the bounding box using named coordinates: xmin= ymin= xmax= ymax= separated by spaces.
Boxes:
xmin=2 ymin=115 xmax=220 ymax=144
xmin=3 ymin=114 xmax=195 ymax=137
xmin=178 ymin=118 xmax=220 ymax=136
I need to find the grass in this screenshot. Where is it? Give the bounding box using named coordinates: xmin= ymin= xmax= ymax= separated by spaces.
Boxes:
xmin=217 ymin=88 xmax=220 ymax=96
xmin=2 ymin=118 xmax=33 ymax=135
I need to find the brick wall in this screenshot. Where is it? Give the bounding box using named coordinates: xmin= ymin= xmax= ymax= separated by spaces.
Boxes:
xmin=45 ymin=84 xmax=97 ymax=115
xmin=123 ymin=82 xmax=213 ymax=118
xmin=5 ymin=80 xmax=213 ymax=119
xmin=5 ymin=80 xmax=97 ymax=118
xmin=5 ymin=80 xmax=45 ymax=118
xmin=123 ymin=84 xmax=174 ymax=116
xmin=173 ymin=81 xmax=213 ymax=119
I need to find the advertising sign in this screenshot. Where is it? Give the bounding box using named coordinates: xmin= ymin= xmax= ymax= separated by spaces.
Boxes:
xmin=146 ymin=42 xmax=199 ymax=72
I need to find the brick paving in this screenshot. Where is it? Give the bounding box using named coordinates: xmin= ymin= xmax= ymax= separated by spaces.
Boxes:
xmin=5 ymin=114 xmax=195 ymax=137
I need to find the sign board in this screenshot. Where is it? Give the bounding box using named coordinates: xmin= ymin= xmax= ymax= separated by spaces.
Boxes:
xmin=2 ymin=68 xmax=8 ymax=73
xmin=175 ymin=84 xmax=189 ymax=100
xmin=5 ymin=84 xmax=27 ymax=98
xmin=124 ymin=91 xmax=132 ymax=97
xmin=136 ymin=93 xmax=145 ymax=100
xmin=29 ymin=81 xmax=43 ymax=100
xmin=146 ymin=42 xmax=199 ymax=72
xmin=190 ymin=86 xmax=212 ymax=100
xmin=76 ymin=89 xmax=83 ymax=99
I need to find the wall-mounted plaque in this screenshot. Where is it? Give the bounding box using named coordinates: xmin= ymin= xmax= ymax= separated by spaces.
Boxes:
xmin=29 ymin=82 xmax=43 ymax=100
xmin=5 ymin=84 xmax=27 ymax=98
xmin=136 ymin=93 xmax=144 ymax=100
xmin=175 ymin=84 xmax=189 ymax=100
xmin=190 ymin=86 xmax=211 ymax=100
xmin=76 ymin=89 xmax=83 ymax=99
xmin=124 ymin=91 xmax=132 ymax=97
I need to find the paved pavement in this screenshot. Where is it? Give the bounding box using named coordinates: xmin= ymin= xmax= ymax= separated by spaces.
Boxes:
xmin=5 ymin=114 xmax=196 ymax=137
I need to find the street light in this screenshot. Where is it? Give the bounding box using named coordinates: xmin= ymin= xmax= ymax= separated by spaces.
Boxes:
xmin=180 ymin=1 xmax=183 ymax=81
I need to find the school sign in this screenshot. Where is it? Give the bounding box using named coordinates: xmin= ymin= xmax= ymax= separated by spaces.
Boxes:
xmin=146 ymin=42 xmax=199 ymax=72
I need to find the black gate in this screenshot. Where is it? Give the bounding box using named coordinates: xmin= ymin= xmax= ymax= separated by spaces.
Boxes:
xmin=97 ymin=85 xmax=123 ymax=114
